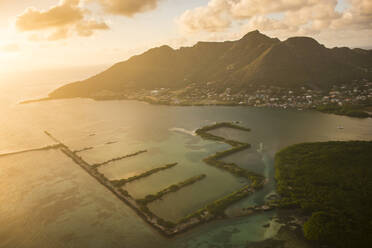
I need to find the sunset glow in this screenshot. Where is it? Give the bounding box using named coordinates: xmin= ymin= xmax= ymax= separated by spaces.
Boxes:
xmin=0 ymin=0 xmax=371 ymax=74
xmin=0 ymin=1 xmax=372 ymax=248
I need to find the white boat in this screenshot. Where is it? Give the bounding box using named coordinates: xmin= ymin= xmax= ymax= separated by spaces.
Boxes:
xmin=257 ymin=142 xmax=264 ymax=152
xmin=337 ymin=126 xmax=344 ymax=129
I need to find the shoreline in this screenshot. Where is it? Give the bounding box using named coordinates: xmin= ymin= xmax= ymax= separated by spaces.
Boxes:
xmin=21 ymin=96 xmax=371 ymax=118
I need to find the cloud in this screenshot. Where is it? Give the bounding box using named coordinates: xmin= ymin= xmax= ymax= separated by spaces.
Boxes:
xmin=178 ymin=0 xmax=232 ymax=32
xmin=230 ymin=0 xmax=320 ymax=19
xmin=47 ymin=27 xmax=70 ymax=41
xmin=45 ymin=19 xmax=109 ymax=41
xmin=15 ymin=0 xmax=164 ymax=41
xmin=242 ymin=1 xmax=341 ymax=35
xmin=331 ymin=0 xmax=372 ymax=30
xmin=0 ymin=43 xmax=20 ymax=52
xmin=178 ymin=0 xmax=372 ymax=38
xmin=178 ymin=0 xmax=323 ymax=33
xmin=15 ymin=0 xmax=109 ymax=41
xmin=349 ymin=0 xmax=372 ymax=15
xmin=75 ymin=20 xmax=109 ymax=36
xmin=16 ymin=0 xmax=83 ymax=31
xmin=95 ymin=0 xmax=160 ymax=17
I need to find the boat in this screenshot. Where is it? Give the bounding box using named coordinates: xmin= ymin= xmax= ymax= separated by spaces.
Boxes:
xmin=257 ymin=142 xmax=264 ymax=152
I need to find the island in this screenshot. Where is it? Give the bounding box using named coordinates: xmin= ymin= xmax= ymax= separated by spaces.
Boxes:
xmin=273 ymin=141 xmax=372 ymax=248
xmin=21 ymin=31 xmax=372 ymax=119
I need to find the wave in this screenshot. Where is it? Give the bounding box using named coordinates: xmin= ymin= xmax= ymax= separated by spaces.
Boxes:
xmin=169 ymin=127 xmax=196 ymax=136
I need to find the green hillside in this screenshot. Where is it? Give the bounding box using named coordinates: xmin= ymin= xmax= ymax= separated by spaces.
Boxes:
xmin=49 ymin=30 xmax=372 ymax=99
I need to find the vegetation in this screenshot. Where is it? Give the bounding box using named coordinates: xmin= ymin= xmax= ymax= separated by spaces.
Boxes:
xmin=138 ymin=204 xmax=176 ymax=229
xmin=275 ymin=141 xmax=372 ymax=248
xmin=49 ymin=31 xmax=372 ymax=101
xmin=133 ymin=122 xmax=264 ymax=232
xmin=317 ymin=104 xmax=371 ymax=118
xmin=196 ymin=122 xmax=265 ymax=187
xmin=203 ymin=154 xmax=264 ymax=187
xmin=179 ymin=185 xmax=255 ymax=223
xmin=204 ymin=185 xmax=253 ymax=216
xmin=42 ymin=130 xmax=181 ymax=234
xmin=73 ymin=146 xmax=94 ymax=153
xmin=208 ymin=143 xmax=251 ymax=159
xmin=174 ymin=122 xmax=266 ymax=224
xmin=195 ymin=122 xmax=250 ymax=146
xmin=137 ymin=174 xmax=206 ymax=205
xmin=111 ymin=162 xmax=178 ymax=187
xmin=42 ymin=126 xmax=268 ymax=235
xmin=196 ymin=122 xmax=251 ymax=133
xmin=92 ymin=150 xmax=147 ymax=168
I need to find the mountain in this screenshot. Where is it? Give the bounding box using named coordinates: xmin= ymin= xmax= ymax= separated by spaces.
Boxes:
xmin=49 ymin=30 xmax=372 ymax=99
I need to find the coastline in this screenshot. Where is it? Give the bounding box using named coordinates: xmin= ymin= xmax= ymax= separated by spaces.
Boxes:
xmin=273 ymin=141 xmax=372 ymax=248
xmin=21 ymin=96 xmax=371 ymax=119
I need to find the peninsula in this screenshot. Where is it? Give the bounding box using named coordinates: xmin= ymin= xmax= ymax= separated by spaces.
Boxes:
xmin=274 ymin=141 xmax=372 ymax=248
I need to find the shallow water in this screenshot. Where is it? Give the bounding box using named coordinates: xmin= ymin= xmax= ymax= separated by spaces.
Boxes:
xmin=0 ymin=79 xmax=371 ymax=248
xmin=0 ymin=149 xmax=165 ymax=248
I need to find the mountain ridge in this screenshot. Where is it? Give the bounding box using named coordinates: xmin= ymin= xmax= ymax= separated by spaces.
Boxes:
xmin=49 ymin=30 xmax=372 ymax=99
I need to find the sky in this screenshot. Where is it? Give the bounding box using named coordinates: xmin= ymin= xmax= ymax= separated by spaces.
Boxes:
xmin=0 ymin=0 xmax=371 ymax=75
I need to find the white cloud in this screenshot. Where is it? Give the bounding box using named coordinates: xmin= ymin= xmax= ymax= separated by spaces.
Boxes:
xmin=0 ymin=43 xmax=20 ymax=52
xmin=178 ymin=0 xmax=232 ymax=32
xmin=15 ymin=0 xmax=110 ymax=41
xmin=14 ymin=0 xmax=165 ymax=41
xmin=94 ymin=0 xmax=161 ymax=17
xmin=16 ymin=0 xmax=84 ymax=31
xmin=178 ymin=0 xmax=372 ymax=39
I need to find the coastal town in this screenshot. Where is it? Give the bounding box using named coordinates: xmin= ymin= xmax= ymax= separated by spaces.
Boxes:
xmin=91 ymin=80 xmax=372 ymax=116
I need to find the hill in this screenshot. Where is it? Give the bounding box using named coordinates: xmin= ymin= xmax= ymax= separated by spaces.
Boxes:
xmin=49 ymin=30 xmax=372 ymax=99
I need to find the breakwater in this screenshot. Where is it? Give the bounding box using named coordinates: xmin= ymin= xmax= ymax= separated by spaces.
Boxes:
xmin=38 ymin=124 xmax=270 ymax=237
xmin=91 ymin=150 xmax=148 ymax=168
